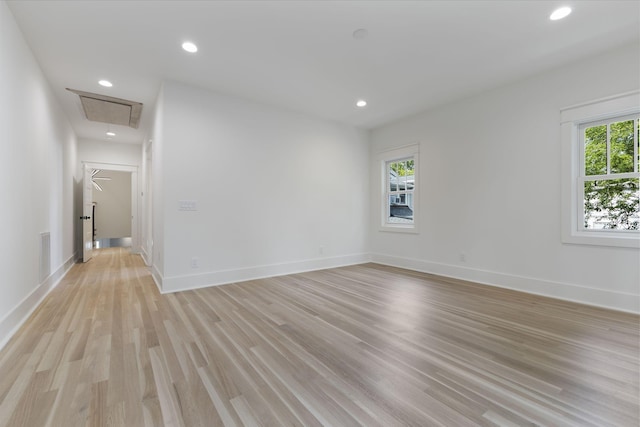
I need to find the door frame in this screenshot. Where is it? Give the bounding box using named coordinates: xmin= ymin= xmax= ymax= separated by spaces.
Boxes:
xmin=82 ymin=161 xmax=141 ymax=254
xmin=81 ymin=164 xmax=94 ymax=262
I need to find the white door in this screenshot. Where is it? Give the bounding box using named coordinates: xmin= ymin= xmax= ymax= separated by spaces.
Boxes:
xmin=82 ymin=164 xmax=94 ymax=262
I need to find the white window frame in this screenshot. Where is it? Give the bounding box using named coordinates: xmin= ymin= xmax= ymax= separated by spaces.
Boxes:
xmin=378 ymin=144 xmax=419 ymax=233
xmin=560 ymin=91 xmax=640 ymax=248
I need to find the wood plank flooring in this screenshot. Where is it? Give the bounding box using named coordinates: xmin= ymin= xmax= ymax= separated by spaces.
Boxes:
xmin=0 ymin=248 xmax=638 ymax=426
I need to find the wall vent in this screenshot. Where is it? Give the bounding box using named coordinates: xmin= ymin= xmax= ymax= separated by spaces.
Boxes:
xmin=66 ymin=88 xmax=143 ymax=128
xmin=39 ymin=232 xmax=51 ymax=283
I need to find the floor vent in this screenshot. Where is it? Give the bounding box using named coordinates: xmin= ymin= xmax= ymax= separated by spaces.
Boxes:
xmin=40 ymin=232 xmax=51 ymax=283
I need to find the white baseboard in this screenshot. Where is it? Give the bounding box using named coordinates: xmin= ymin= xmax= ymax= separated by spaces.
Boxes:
xmin=140 ymin=247 xmax=151 ymax=267
xmin=0 ymin=254 xmax=77 ymax=351
xmin=160 ymin=253 xmax=370 ymax=294
xmin=150 ymin=263 xmax=163 ymax=293
xmin=370 ymin=253 xmax=640 ymax=314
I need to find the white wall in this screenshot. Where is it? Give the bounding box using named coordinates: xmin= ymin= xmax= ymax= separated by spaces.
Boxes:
xmin=153 ymin=81 xmax=370 ymax=292
xmin=370 ymin=42 xmax=640 ymax=313
xmin=78 ymin=138 xmax=142 ymax=167
xmin=0 ymin=1 xmax=78 ymax=347
xmin=92 ymin=170 xmax=132 ymax=239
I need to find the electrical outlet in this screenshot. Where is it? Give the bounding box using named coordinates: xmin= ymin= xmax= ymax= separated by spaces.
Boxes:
xmin=319 ymin=246 xmax=324 ymax=255
xmin=191 ymin=257 xmax=199 ymax=269
xmin=459 ymin=253 xmax=466 ymax=262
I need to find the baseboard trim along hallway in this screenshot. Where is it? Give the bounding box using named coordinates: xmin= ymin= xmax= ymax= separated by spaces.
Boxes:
xmin=0 ymin=254 xmax=77 ymax=352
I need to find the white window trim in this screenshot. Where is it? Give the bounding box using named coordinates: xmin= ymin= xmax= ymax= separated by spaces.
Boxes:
xmin=560 ymin=91 xmax=640 ymax=249
xmin=377 ymin=144 xmax=419 ymax=234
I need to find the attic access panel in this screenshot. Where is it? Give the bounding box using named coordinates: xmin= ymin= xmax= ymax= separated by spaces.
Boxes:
xmin=66 ymin=88 xmax=143 ymax=128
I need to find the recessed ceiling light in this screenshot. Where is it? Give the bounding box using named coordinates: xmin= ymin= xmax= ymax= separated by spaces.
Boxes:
xmin=182 ymin=41 xmax=198 ymax=53
xmin=550 ymin=6 xmax=572 ymax=20
xmin=98 ymin=80 xmax=113 ymax=87
xmin=356 ymin=99 xmax=367 ymax=108
xmin=106 ymin=131 xmax=116 ymax=137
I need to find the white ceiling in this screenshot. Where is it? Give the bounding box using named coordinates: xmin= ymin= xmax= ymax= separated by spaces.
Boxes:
xmin=7 ymin=1 xmax=640 ymax=144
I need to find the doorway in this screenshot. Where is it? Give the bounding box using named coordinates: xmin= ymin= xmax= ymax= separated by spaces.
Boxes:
xmin=82 ymin=162 xmax=140 ymax=259
xmin=92 ymin=170 xmax=132 ymax=248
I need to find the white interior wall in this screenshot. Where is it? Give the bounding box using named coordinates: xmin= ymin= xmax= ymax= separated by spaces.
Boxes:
xmin=370 ymin=42 xmax=640 ymax=312
xmin=77 ymin=138 xmax=142 ymax=167
xmin=92 ymin=170 xmax=132 ymax=239
xmin=0 ymin=1 xmax=78 ymax=348
xmin=154 ymin=81 xmax=370 ymax=292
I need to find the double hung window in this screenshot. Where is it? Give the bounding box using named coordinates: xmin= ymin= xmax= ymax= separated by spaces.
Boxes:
xmin=580 ymin=116 xmax=639 ymax=231
xmin=378 ymin=144 xmax=419 ymax=232
xmin=560 ymin=92 xmax=639 ymax=248
xmin=387 ymin=158 xmax=415 ymax=225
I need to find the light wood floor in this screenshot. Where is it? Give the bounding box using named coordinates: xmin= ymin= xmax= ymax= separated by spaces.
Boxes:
xmin=0 ymin=248 xmax=638 ymax=426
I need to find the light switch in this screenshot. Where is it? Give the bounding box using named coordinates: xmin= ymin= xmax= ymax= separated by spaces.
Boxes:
xmin=178 ymin=200 xmax=198 ymax=211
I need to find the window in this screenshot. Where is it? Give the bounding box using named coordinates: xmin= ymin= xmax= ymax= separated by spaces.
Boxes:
xmin=561 ymin=92 xmax=640 ymax=248
xmin=378 ymin=145 xmax=419 ymax=232
xmin=387 ymin=158 xmax=415 ymax=224
xmin=581 ymin=116 xmax=639 ymax=230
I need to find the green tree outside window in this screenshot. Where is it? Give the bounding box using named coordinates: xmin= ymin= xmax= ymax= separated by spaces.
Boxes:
xmin=583 ymin=119 xmax=639 ymax=230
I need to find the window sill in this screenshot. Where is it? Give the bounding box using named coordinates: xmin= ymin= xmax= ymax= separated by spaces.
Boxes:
xmin=379 ymin=224 xmax=419 ymax=234
xmin=562 ymin=230 xmax=639 ymax=249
